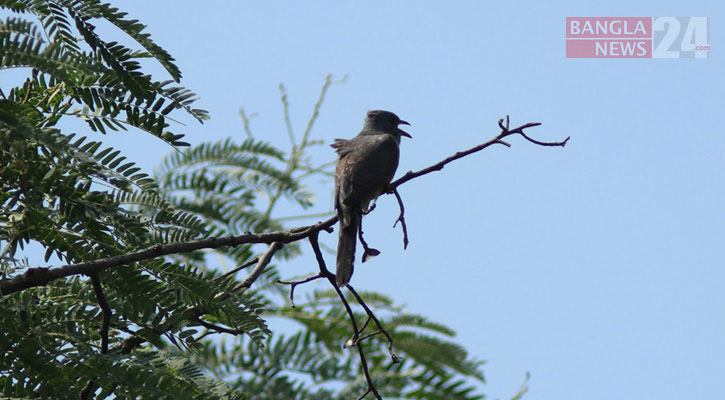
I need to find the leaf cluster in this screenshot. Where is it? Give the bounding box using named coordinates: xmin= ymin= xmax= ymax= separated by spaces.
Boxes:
xmin=197 ymin=288 xmax=488 ymax=400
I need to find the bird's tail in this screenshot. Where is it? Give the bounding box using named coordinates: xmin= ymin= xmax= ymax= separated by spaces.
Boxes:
xmin=336 ymin=209 xmax=358 ymax=288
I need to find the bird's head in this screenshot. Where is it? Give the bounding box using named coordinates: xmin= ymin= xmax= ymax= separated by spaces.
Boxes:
xmin=364 ymin=110 xmax=412 ymax=139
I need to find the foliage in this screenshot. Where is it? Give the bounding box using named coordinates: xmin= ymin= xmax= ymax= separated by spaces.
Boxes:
xmin=209 ymin=289 xmax=488 ymax=400
xmin=0 ymin=2 xmax=499 ymax=399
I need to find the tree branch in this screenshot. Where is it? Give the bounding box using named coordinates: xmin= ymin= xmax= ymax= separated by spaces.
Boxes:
xmin=391 ymin=187 xmax=409 ymax=250
xmin=0 ymin=219 xmax=334 ymax=296
xmin=89 ymin=273 xmax=112 ymax=354
xmin=347 ymin=284 xmax=400 ymax=363
xmin=196 ymin=318 xmax=245 ymax=335
xmin=1 ymin=116 xmax=564 ymax=301
xmin=277 ymin=274 xmax=324 ymax=308
xmin=218 ymin=256 xmax=260 ymax=280
xmin=391 ymin=117 xmax=566 ymax=189
xmin=305 ymin=232 xmax=382 ymax=400
xmin=79 ymin=273 xmax=113 ymax=400
xmin=237 ymin=242 xmax=283 ymax=290
xmin=358 ymin=214 xmax=380 ymax=263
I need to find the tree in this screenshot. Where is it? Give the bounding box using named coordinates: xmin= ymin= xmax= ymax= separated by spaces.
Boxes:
xmin=1 ymin=2 xmax=564 ymax=399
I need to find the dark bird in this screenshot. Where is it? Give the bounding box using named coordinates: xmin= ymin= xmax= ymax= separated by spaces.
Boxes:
xmin=331 ymin=110 xmax=411 ymax=287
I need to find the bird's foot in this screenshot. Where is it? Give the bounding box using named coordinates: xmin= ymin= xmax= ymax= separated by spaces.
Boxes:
xmin=362 ymin=201 xmax=377 ymax=215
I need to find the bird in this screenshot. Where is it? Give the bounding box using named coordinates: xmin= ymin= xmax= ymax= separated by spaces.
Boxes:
xmin=331 ymin=110 xmax=411 ymax=288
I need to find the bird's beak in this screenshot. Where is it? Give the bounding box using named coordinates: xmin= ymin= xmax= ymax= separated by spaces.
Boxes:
xmin=398 ymin=120 xmax=412 ymax=138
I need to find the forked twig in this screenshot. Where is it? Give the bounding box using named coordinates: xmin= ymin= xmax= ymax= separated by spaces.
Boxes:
xmin=301 ymin=232 xmax=384 ymax=400
xmin=347 ymin=285 xmax=400 ymax=363
xmin=391 ymin=187 xmax=409 ymax=249
xmin=277 ymin=274 xmax=324 ymax=308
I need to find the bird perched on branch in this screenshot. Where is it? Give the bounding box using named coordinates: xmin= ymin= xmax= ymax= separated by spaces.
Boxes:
xmin=331 ymin=110 xmax=411 ymax=288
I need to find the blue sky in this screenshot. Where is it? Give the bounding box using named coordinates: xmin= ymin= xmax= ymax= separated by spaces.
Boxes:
xmin=5 ymin=1 xmax=725 ymax=399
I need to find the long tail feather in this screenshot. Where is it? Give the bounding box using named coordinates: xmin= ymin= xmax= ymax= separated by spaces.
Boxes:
xmin=336 ymin=210 xmax=358 ymax=287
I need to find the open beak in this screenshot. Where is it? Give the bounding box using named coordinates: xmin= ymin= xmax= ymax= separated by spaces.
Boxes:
xmin=398 ymin=120 xmax=412 ymax=138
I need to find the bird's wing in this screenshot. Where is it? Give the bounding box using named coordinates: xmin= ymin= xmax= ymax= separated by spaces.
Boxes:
xmin=331 ymin=138 xmax=353 ymax=156
xmin=335 ymin=147 xmax=364 ymax=228
xmin=340 ymin=133 xmax=400 ymax=210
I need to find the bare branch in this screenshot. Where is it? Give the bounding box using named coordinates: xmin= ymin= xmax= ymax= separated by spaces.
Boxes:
xmin=0 ymin=219 xmax=335 ymax=296
xmin=391 ymin=187 xmax=409 ymax=249
xmin=237 ymin=242 xmax=283 ymax=290
xmin=498 ymin=116 xmax=569 ymax=146
xmin=304 ymin=233 xmax=382 ymax=399
xmin=391 ymin=117 xmax=563 ymax=188
xmin=357 ymin=330 xmax=382 ymax=342
xmin=89 ymin=273 xmax=111 ymax=354
xmin=277 ymin=274 xmax=324 ymax=308
xmin=348 ymin=285 xmax=400 ymax=363
xmin=219 ymin=256 xmax=260 ymax=280
xmin=307 ymin=231 xmax=337 ymax=283
xmin=358 ymin=214 xmax=380 ymax=263
xmin=520 ymin=130 xmax=570 ymax=147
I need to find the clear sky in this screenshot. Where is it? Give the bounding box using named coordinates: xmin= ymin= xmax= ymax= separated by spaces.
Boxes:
xmin=7 ymin=1 xmax=725 ymax=399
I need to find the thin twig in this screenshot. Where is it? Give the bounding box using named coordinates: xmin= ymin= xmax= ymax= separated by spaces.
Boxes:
xmin=359 ymin=316 xmax=372 ymax=333
xmin=307 ymin=232 xmax=360 ymax=340
xmin=355 ymin=342 xmax=380 ymax=400
xmin=80 ymin=273 xmax=112 ymax=400
xmin=358 ymin=330 xmax=382 ymax=342
xmin=196 ymin=318 xmax=244 ymax=335
xmin=237 ymin=242 xmax=283 ymax=290
xmin=307 ymin=233 xmax=382 ymax=399
xmin=301 ymin=74 xmax=334 ymax=146
xmin=391 ymin=117 xmax=563 ymax=189
xmin=279 ymin=83 xmax=296 ymax=148
xmin=275 ymin=211 xmax=335 ymax=222
xmin=89 ymin=273 xmax=111 ymax=354
xmin=391 ymin=188 xmax=409 ymax=249
xmin=520 ymin=130 xmax=569 ymax=147
xmin=264 ymin=76 xmax=338 ymax=219
xmin=239 ymin=107 xmax=255 ymax=138
xmin=348 ymin=285 xmax=400 ymax=363
xmin=277 ymin=274 xmax=324 ymax=308
xmin=357 ymin=213 xmax=380 ymax=262
xmin=498 ymin=116 xmax=569 ymax=146
xmin=218 ymin=256 xmax=260 ymax=280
